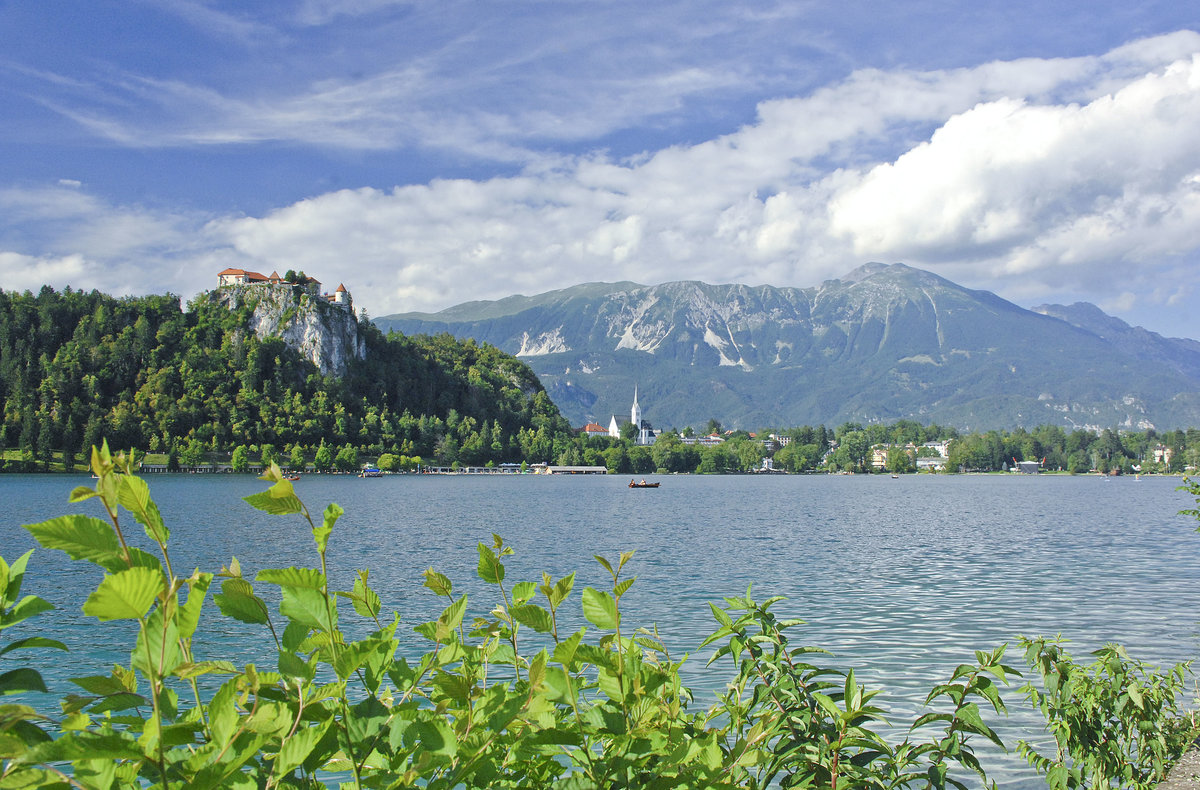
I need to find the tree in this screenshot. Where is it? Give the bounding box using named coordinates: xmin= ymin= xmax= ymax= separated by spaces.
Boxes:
xmin=885 ymin=446 xmax=915 ymax=474
xmin=840 ymin=431 xmax=870 ymax=472
xmin=335 ymin=443 xmax=359 ymax=472
xmin=314 ymin=441 xmax=333 ymax=472
xmin=289 ymin=444 xmax=306 ymax=471
xmin=231 ymin=445 xmax=250 ymax=473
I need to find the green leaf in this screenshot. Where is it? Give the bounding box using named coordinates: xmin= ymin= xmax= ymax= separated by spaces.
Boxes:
xmin=511 ymin=603 xmax=554 ymax=633
xmin=342 ymin=571 xmax=381 ymax=619
xmin=0 ymin=637 xmax=67 ymax=658
xmin=553 ymin=629 xmax=585 ymax=667
xmin=550 ymin=572 xmax=575 ymax=608
xmin=313 ymin=503 xmax=343 ymax=554
xmin=213 ymin=579 xmax=268 ymax=625
xmin=593 ymin=555 xmax=614 ymax=577
xmin=955 ymin=702 xmax=1004 ymax=748
xmin=256 ymin=567 xmax=325 ymax=590
xmin=0 ymin=596 xmax=54 ymax=629
xmin=0 ymin=669 xmax=47 ymax=696
xmin=173 ymin=660 xmax=238 ymax=679
xmin=178 ymin=573 xmax=213 ymax=640
xmin=280 ymin=586 xmax=334 ymax=632
xmin=273 ymin=719 xmax=332 ymax=778
xmin=423 ymin=568 xmax=453 ymax=597
xmin=477 ymin=543 xmax=504 ymax=584
xmin=1127 ymin=681 xmax=1144 ymax=710
xmin=83 ymin=567 xmax=162 ymax=621
xmin=23 ymin=515 xmax=124 ymax=571
xmin=68 ymin=486 xmax=98 ymax=504
xmin=132 ymin=606 xmax=181 ymax=678
xmin=87 ymin=692 xmax=145 ymax=714
xmin=278 ymin=651 xmax=315 ymax=682
xmin=436 ymin=596 xmax=468 ymax=635
xmin=117 ymin=475 xmax=169 ymax=544
xmin=581 ymin=587 xmax=619 ymax=630
xmin=242 ymin=484 xmax=304 ymax=516
xmin=70 ymin=675 xmax=128 ymax=696
xmin=2 ymin=551 xmax=32 ymax=605
xmin=409 ymin=718 xmax=457 ymax=758
xmin=511 ymin=581 xmax=537 ymax=604
xmin=613 ymin=577 xmax=636 ymax=599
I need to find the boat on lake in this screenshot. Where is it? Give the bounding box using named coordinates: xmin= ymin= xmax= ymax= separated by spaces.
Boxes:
xmin=628 ymin=480 xmax=659 ymax=488
xmin=359 ymin=465 xmax=383 ymax=478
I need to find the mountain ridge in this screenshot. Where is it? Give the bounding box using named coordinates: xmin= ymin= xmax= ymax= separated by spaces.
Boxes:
xmin=375 ymin=264 xmax=1200 ymax=431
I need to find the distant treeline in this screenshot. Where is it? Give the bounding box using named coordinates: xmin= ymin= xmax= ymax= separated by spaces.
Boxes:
xmin=575 ymin=420 xmax=1197 ymax=475
xmin=0 ymin=286 xmax=574 ymax=471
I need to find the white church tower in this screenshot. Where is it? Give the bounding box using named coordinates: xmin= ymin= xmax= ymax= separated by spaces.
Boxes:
xmin=631 ymin=385 xmax=642 ymax=429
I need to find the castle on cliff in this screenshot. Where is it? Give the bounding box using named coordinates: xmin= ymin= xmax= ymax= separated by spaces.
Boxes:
xmin=217 ymin=268 xmax=352 ymax=310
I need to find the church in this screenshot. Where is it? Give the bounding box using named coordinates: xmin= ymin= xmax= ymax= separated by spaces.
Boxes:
xmin=608 ymin=387 xmax=656 ymax=445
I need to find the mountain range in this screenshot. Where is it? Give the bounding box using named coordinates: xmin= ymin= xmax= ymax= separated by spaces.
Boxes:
xmin=374 ymin=263 xmax=1200 ymax=431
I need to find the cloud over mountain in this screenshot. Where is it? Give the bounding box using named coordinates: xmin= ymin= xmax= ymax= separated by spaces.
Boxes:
xmin=2 ymin=20 xmax=1200 ymax=339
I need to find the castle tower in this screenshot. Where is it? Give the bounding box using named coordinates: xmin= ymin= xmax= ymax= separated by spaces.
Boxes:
xmin=333 ymin=283 xmax=352 ymax=309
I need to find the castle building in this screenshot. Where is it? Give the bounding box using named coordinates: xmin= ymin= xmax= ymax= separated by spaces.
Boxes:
xmin=216 ymin=269 xmax=351 ymax=310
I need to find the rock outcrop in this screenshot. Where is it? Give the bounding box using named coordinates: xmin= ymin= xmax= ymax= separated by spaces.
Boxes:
xmin=211 ymin=284 xmax=366 ymax=377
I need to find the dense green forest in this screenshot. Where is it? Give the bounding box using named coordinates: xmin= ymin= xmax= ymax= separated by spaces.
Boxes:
xmin=0 ymin=286 xmax=573 ymax=471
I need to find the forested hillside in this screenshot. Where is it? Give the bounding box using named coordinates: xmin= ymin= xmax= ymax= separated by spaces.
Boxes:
xmin=0 ymin=286 xmax=573 ymax=470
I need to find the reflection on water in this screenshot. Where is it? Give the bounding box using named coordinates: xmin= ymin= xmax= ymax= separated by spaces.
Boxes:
xmin=4 ymin=472 xmax=1199 ymax=788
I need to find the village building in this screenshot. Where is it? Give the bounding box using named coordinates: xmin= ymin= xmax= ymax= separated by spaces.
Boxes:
xmin=607 ymin=386 xmax=657 ymax=445
xmin=580 ymin=422 xmax=609 ymax=438
xmin=681 ymin=434 xmax=725 ymax=447
xmin=1154 ymin=444 xmax=1174 ymax=466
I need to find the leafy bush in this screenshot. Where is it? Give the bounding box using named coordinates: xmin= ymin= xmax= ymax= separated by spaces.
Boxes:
xmin=0 ymin=444 xmax=1194 ymax=788
xmin=1017 ymin=637 xmax=1192 ymax=789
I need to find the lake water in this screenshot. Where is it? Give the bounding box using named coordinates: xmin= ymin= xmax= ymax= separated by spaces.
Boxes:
xmin=4 ymin=472 xmax=1200 ymax=788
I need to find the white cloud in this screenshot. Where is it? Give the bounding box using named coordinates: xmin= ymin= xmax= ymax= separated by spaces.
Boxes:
xmin=828 ymin=53 xmax=1200 ymax=288
xmin=6 ymin=32 xmax=1200 ymax=338
xmin=0 ymin=252 xmax=91 ymax=293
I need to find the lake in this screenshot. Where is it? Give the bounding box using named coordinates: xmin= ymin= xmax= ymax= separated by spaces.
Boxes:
xmin=4 ymin=471 xmax=1200 ymax=788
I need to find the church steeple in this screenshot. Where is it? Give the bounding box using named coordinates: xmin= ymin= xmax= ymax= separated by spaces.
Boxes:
xmin=631 ymin=385 xmax=642 ymax=428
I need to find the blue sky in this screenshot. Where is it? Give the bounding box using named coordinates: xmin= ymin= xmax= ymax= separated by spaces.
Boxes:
xmin=3 ymin=0 xmax=1200 ymax=338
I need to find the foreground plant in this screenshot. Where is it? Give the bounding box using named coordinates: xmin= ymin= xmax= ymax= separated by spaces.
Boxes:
xmin=1018 ymin=637 xmax=1193 ymax=789
xmin=0 ymin=442 xmax=1193 ymax=788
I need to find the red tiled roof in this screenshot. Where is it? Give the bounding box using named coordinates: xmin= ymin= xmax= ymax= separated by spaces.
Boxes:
xmin=335 ymin=282 xmax=347 ymax=292
xmin=581 ymin=423 xmax=608 ymax=432
xmin=217 ymin=267 xmax=268 ymax=281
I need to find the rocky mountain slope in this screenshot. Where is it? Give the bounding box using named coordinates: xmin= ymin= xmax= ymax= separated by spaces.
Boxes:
xmin=375 ymin=264 xmax=1200 ymax=431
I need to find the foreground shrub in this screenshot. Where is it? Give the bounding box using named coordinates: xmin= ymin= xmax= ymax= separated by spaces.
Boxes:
xmin=0 ymin=443 xmax=1192 ymax=788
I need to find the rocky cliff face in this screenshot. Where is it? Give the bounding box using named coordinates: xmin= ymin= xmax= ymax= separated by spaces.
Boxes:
xmin=212 ymin=284 xmax=365 ymax=377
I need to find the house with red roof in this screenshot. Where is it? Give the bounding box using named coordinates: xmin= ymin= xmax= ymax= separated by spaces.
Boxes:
xmin=580 ymin=422 xmax=609 ymax=438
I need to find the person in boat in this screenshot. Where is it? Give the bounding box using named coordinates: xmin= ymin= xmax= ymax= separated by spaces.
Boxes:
xmin=640 ymin=478 xmax=646 ymax=485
